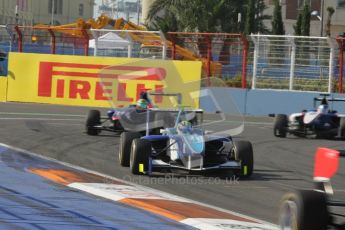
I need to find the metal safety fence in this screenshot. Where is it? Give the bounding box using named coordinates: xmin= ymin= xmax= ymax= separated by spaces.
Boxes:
xmin=249 ymin=35 xmax=337 ymax=93
xmin=0 ymin=26 xmax=249 ymax=88
xmin=2 ymin=24 xmax=345 ymax=93
xmin=168 ymin=32 xmax=248 ymax=86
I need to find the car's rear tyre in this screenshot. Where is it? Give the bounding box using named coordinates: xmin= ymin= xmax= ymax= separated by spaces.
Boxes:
xmin=86 ymin=110 xmax=101 ymax=135
xmin=278 ymin=190 xmax=328 ymax=230
xmin=130 ymin=138 xmax=151 ymax=175
xmin=119 ymin=132 xmax=142 ymax=167
xmin=233 ymin=140 xmax=253 ymax=177
xmin=274 ymin=114 xmax=288 ymax=137
xmin=339 ymin=117 xmax=345 ymax=140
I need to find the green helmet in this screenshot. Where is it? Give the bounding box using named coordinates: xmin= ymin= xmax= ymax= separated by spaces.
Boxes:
xmin=136 ymin=99 xmax=148 ymax=109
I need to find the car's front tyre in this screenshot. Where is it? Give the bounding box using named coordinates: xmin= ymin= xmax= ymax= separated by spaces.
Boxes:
xmin=119 ymin=132 xmax=141 ymax=167
xmin=278 ymin=190 xmax=328 ymax=230
xmin=274 ymin=114 xmax=288 ymax=138
xmin=130 ymin=138 xmax=151 ymax=175
xmin=233 ymin=140 xmax=253 ymax=178
xmin=86 ymin=110 xmax=101 ymax=136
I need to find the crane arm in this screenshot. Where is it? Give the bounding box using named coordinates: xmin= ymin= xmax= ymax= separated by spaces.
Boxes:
xmin=32 ymin=15 xmax=221 ymax=75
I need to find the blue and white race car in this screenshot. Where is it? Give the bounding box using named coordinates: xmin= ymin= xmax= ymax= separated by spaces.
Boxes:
xmin=118 ymin=107 xmax=254 ymax=177
xmin=273 ymin=94 xmax=345 ymax=139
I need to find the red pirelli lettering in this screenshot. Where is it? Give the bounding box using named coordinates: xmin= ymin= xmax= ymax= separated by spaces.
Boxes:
xmin=37 ymin=62 xmax=167 ymax=100
xmin=69 ymin=80 xmax=90 ymax=99
xmin=56 ymin=79 xmax=64 ymax=98
xmin=95 ymin=82 xmax=113 ymax=100
xmin=117 ymin=83 xmax=133 ymax=102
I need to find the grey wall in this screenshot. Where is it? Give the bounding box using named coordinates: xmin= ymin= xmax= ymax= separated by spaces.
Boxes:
xmin=200 ymin=87 xmax=345 ymax=116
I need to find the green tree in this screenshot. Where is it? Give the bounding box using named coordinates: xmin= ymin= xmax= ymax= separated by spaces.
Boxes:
xmin=294 ymin=13 xmax=302 ymax=35
xmin=244 ymin=0 xmax=255 ymax=34
xmin=149 ymin=11 xmax=179 ymax=34
xmin=147 ymin=0 xmax=269 ymax=34
xmin=271 ymin=0 xmax=285 ymax=35
xmin=218 ymin=0 xmax=246 ymax=33
xmin=255 ymin=0 xmax=271 ymax=34
xmin=147 ymin=0 xmax=221 ymax=32
xmin=244 ymin=0 xmax=270 ymax=34
xmin=301 ymin=3 xmax=311 ymax=36
xmin=325 ymin=6 xmax=335 ymax=37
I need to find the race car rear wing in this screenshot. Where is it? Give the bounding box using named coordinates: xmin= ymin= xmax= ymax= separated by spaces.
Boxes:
xmin=313 ymin=93 xmax=345 ymax=108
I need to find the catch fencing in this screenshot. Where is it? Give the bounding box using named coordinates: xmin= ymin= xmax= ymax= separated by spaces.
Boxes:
xmin=249 ymin=34 xmax=337 ymax=93
xmin=2 ymin=24 xmax=345 ymax=93
xmin=0 ymin=26 xmax=248 ymax=88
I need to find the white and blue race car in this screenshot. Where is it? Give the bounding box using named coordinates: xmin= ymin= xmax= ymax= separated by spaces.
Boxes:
xmin=118 ymin=107 xmax=254 ymax=177
xmin=273 ymin=94 xmax=345 ymax=139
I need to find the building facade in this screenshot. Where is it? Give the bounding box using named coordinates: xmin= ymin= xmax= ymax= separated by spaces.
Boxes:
xmin=0 ymin=0 xmax=94 ymax=26
xmin=264 ymin=0 xmax=345 ymax=37
xmin=94 ymin=0 xmax=141 ymax=24
xmin=142 ymin=0 xmax=345 ymax=38
xmin=0 ymin=0 xmax=33 ymax=26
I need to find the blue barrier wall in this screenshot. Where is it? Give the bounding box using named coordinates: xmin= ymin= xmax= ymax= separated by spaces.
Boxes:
xmin=200 ymin=87 xmax=345 ymax=116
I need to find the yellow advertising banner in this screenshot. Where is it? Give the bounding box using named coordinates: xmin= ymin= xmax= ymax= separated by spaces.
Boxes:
xmin=0 ymin=77 xmax=7 ymax=102
xmin=7 ymin=53 xmax=202 ymax=108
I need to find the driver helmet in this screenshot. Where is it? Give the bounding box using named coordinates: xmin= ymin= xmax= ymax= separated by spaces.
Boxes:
xmin=136 ymin=99 xmax=148 ymax=110
xmin=177 ymin=121 xmax=192 ymax=134
xmin=140 ymin=91 xmax=150 ymax=101
xmin=317 ymin=104 xmax=328 ymax=114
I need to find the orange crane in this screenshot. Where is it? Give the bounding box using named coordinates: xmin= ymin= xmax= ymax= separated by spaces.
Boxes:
xmin=33 ymin=15 xmax=221 ymax=76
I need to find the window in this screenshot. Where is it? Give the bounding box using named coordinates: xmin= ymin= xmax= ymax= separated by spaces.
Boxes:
xmin=48 ymin=0 xmax=63 ymax=14
xmin=338 ymin=0 xmax=345 ymax=8
xmin=79 ymin=4 xmax=84 ymax=16
xmin=286 ymin=0 xmax=298 ymax=19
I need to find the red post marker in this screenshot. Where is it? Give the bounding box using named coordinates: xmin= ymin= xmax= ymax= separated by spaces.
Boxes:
xmin=314 ymin=147 xmax=340 ymax=179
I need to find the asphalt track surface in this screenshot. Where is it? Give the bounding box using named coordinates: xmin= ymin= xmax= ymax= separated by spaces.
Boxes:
xmin=1 ymin=102 xmax=345 ymax=226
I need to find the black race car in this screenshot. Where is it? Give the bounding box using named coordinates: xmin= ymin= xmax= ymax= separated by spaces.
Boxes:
xmin=85 ymin=92 xmax=196 ymax=135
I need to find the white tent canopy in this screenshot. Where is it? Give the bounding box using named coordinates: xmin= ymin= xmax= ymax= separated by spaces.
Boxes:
xmin=89 ymin=32 xmax=132 ymax=56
